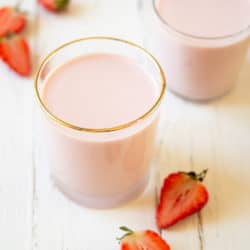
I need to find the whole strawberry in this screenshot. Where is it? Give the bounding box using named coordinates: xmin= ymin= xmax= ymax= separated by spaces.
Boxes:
xmin=156 ymin=169 xmax=209 ymax=229
xmin=39 ymin=0 xmax=69 ymax=12
xmin=0 ymin=35 xmax=31 ymax=76
xmin=0 ymin=6 xmax=27 ymax=37
xmin=118 ymin=226 xmax=170 ymax=250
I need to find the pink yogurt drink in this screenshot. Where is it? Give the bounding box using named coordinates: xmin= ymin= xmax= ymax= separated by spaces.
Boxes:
xmin=149 ymin=0 xmax=250 ymax=100
xmin=35 ymin=37 xmax=165 ymax=209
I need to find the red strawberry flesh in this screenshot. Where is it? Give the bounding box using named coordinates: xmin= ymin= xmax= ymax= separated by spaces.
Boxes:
xmin=0 ymin=36 xmax=31 ymax=76
xmin=119 ymin=227 xmax=170 ymax=250
xmin=157 ymin=170 xmax=209 ymax=229
xmin=0 ymin=7 xmax=26 ymax=37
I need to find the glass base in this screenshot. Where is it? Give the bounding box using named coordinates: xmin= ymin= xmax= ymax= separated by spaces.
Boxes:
xmin=52 ymin=174 xmax=149 ymax=209
xmin=168 ymin=84 xmax=234 ymax=102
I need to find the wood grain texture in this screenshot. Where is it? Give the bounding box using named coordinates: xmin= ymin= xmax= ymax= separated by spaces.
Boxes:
xmin=158 ymin=55 xmax=250 ymax=249
xmin=0 ymin=0 xmax=35 ymax=248
xmin=0 ymin=0 xmax=250 ymax=249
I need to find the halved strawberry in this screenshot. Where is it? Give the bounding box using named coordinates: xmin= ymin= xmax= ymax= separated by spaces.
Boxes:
xmin=118 ymin=226 xmax=170 ymax=250
xmin=38 ymin=0 xmax=69 ymax=12
xmin=0 ymin=6 xmax=27 ymax=37
xmin=156 ymin=169 xmax=209 ymax=229
xmin=0 ymin=35 xmax=31 ymax=76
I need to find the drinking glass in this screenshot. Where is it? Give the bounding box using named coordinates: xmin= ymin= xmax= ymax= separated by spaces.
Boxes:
xmin=141 ymin=0 xmax=250 ymax=101
xmin=34 ymin=37 xmax=166 ymax=208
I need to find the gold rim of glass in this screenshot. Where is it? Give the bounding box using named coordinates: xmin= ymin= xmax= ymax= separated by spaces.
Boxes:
xmin=34 ymin=36 xmax=166 ymax=133
xmin=153 ymin=0 xmax=250 ymax=40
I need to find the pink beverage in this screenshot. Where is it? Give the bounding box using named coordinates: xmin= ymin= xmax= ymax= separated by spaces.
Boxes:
xmin=35 ymin=38 xmax=165 ymax=208
xmin=149 ymin=0 xmax=250 ymax=100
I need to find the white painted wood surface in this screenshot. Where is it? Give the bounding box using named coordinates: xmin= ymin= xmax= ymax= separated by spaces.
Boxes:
xmin=0 ymin=0 xmax=250 ymax=249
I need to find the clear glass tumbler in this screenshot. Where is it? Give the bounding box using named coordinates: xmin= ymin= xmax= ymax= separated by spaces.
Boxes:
xmin=34 ymin=37 xmax=166 ymax=209
xmin=142 ymin=0 xmax=250 ymax=101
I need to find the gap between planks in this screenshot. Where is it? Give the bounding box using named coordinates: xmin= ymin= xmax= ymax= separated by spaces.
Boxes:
xmin=31 ymin=2 xmax=40 ymax=249
xmin=190 ymin=152 xmax=205 ymax=250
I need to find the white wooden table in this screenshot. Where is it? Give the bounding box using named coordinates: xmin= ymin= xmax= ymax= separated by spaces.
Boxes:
xmin=1 ymin=0 xmax=250 ymax=249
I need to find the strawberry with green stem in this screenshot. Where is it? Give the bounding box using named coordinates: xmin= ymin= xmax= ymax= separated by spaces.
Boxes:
xmin=38 ymin=0 xmax=70 ymax=12
xmin=118 ymin=226 xmax=171 ymax=250
xmin=156 ymin=169 xmax=209 ymax=229
xmin=0 ymin=4 xmax=27 ymax=37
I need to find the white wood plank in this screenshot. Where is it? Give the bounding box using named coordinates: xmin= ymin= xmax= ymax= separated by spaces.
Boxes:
xmin=0 ymin=0 xmax=36 ymax=249
xmin=159 ymin=54 xmax=250 ymax=250
xmin=201 ymin=55 xmax=250 ymax=250
xmin=156 ymin=94 xmax=203 ymax=250
xmin=36 ymin=0 xmax=143 ymax=57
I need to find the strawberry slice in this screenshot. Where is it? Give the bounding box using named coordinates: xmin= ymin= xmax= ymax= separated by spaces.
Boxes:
xmin=38 ymin=0 xmax=69 ymax=12
xmin=118 ymin=226 xmax=170 ymax=250
xmin=0 ymin=6 xmax=27 ymax=37
xmin=0 ymin=35 xmax=31 ymax=76
xmin=156 ymin=169 xmax=209 ymax=229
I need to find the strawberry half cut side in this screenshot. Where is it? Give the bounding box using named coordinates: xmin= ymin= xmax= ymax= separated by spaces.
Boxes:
xmin=156 ymin=169 xmax=209 ymax=229
xmin=118 ymin=226 xmax=171 ymax=250
xmin=0 ymin=35 xmax=31 ymax=76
